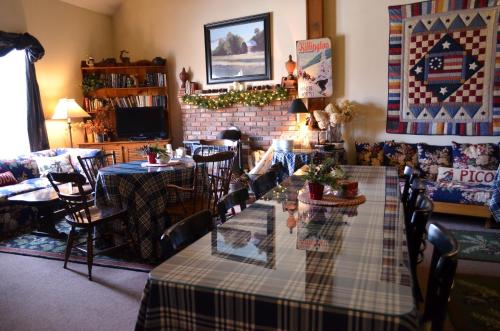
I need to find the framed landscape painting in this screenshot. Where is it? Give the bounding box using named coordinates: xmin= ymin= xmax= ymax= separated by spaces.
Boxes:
xmin=204 ymin=13 xmax=272 ymax=84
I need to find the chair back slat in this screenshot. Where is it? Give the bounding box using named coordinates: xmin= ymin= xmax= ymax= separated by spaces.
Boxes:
xmin=194 ymin=139 xmax=238 ymax=156
xmin=424 ymin=223 xmax=459 ymax=331
xmin=160 ymin=209 xmax=212 ymax=260
xmin=217 ymin=187 xmax=249 ymax=223
xmin=47 ymin=172 xmax=94 ymax=225
xmin=192 ymin=151 xmax=235 ymax=215
xmin=404 ymin=179 xmax=426 ymax=226
xmin=77 ymin=151 xmax=116 ymax=190
xmin=251 ymin=170 xmax=278 ymax=200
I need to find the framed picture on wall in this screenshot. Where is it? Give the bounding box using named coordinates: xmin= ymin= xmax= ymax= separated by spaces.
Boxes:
xmin=204 ymin=13 xmax=272 ymax=84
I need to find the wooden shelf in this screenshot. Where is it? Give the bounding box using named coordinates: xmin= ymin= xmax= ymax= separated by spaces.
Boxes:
xmin=81 ymin=62 xmax=170 ymax=139
xmin=87 ymin=86 xmax=168 ymax=98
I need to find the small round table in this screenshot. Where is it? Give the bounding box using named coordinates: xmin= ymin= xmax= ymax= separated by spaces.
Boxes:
xmin=95 ymin=159 xmax=195 ymax=260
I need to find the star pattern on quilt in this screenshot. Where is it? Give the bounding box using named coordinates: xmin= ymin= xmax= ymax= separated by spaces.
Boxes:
xmin=410 ymin=33 xmax=483 ymax=102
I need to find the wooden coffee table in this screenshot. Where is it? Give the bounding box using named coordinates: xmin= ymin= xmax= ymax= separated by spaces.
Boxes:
xmin=8 ymin=186 xmax=72 ymax=239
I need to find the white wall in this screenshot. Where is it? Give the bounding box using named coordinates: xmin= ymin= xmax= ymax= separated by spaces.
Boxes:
xmin=113 ymin=0 xmax=307 ymax=146
xmin=0 ymin=0 xmax=114 ymax=148
xmin=328 ymin=0 xmax=499 ymax=162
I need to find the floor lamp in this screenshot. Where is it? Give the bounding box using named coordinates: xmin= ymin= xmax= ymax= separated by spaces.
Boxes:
xmin=52 ymin=98 xmax=90 ymax=148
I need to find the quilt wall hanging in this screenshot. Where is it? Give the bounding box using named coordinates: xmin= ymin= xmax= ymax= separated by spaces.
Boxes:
xmin=387 ymin=0 xmax=500 ymax=136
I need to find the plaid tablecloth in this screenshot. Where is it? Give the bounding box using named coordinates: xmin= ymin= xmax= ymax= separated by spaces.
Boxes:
xmin=136 ymin=165 xmax=418 ymax=330
xmin=95 ymin=160 xmax=194 ymax=260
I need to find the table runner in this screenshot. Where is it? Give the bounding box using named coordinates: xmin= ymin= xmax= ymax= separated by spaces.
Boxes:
xmin=95 ymin=160 xmax=194 ymax=260
xmin=136 ymin=165 xmax=418 ymax=330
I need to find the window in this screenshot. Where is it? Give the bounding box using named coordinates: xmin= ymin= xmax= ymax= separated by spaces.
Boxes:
xmin=0 ymin=49 xmax=30 ymax=158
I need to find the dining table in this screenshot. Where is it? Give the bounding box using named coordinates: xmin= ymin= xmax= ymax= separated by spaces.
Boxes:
xmin=135 ymin=165 xmax=418 ymax=330
xmin=94 ymin=158 xmax=195 ymax=260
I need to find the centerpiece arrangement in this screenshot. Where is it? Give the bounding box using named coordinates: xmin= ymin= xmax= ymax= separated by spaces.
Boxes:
xmin=139 ymin=145 xmax=170 ymax=164
xmin=303 ymin=158 xmax=345 ymax=200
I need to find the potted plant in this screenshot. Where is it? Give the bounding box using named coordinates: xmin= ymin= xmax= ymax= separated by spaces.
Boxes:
xmin=139 ymin=145 xmax=166 ymax=164
xmin=303 ymin=158 xmax=345 ymax=200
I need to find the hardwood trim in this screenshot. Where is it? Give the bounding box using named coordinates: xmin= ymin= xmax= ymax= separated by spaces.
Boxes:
xmin=433 ymin=201 xmax=491 ymax=218
xmin=306 ymin=0 xmax=323 ymax=38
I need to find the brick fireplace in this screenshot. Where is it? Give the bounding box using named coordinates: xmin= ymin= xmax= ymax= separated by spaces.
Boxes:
xmin=180 ymin=100 xmax=300 ymax=150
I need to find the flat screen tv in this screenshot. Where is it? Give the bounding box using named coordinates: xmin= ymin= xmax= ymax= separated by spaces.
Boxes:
xmin=115 ymin=107 xmax=167 ymax=139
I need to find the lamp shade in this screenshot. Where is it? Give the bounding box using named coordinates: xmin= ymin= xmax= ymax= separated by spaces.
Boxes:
xmin=288 ymin=98 xmax=308 ymax=114
xmin=52 ymin=98 xmax=90 ymax=120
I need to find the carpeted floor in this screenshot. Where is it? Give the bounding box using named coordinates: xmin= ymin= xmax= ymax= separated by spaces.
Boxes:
xmin=418 ymin=214 xmax=500 ymax=331
xmin=449 ymin=274 xmax=500 ymax=331
xmin=1 ymin=213 xmax=499 ymax=331
xmin=451 ymin=229 xmax=500 ymax=263
xmin=0 ymin=221 xmax=154 ymax=272
xmin=0 ymin=253 xmax=148 ymax=331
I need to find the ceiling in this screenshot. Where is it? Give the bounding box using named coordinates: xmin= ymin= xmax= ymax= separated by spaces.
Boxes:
xmin=59 ymin=0 xmax=123 ymax=16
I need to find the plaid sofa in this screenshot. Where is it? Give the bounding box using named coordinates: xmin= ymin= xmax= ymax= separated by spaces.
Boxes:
xmin=356 ymin=141 xmax=499 ymax=220
xmin=0 ymin=148 xmax=100 ymax=236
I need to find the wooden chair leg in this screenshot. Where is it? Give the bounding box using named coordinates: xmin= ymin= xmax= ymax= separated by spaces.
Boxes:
xmin=87 ymin=229 xmax=93 ymax=281
xmin=64 ymin=226 xmax=76 ymax=269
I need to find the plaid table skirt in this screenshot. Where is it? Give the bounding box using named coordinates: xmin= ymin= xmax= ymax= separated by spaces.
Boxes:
xmin=95 ymin=161 xmax=194 ymax=260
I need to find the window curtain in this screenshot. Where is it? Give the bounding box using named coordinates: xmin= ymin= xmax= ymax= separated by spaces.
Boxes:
xmin=0 ymin=31 xmax=49 ymax=151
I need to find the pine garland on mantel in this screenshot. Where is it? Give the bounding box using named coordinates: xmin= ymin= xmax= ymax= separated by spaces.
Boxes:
xmin=182 ymin=87 xmax=289 ymax=110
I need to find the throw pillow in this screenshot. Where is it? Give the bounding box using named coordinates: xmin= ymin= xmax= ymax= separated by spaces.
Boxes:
xmin=355 ymin=142 xmax=384 ymax=166
xmin=417 ymin=143 xmax=452 ymax=181
xmin=451 ymin=142 xmax=499 ymax=170
xmin=0 ymin=171 xmax=18 ymax=187
xmin=34 ymin=154 xmax=74 ymax=177
xmin=383 ymin=141 xmax=418 ymax=177
xmin=436 ymin=166 xmax=496 ymax=185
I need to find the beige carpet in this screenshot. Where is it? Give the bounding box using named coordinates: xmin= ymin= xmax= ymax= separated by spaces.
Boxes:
xmin=0 ymin=253 xmax=148 ymax=331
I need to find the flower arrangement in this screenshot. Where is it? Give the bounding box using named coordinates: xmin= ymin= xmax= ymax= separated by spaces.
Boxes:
xmin=182 ymin=87 xmax=288 ymax=110
xmin=77 ymin=107 xmax=111 ymax=135
xmin=303 ymin=158 xmax=346 ymax=188
xmin=138 ymin=144 xmax=167 ymax=156
xmin=327 ymin=99 xmax=356 ymax=125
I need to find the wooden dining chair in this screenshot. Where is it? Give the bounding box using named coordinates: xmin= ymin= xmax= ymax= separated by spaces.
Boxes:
xmin=160 ymin=209 xmax=212 ymax=260
xmin=166 ymin=151 xmax=235 ymax=219
xmin=194 ymin=139 xmax=238 ymax=156
xmin=422 ymin=223 xmax=459 ymax=331
xmin=77 ymin=151 xmax=116 ymax=190
xmin=47 ymin=172 xmax=133 ymax=280
xmin=249 ymin=169 xmax=279 ymax=200
xmin=404 ymin=179 xmax=427 ymax=226
xmin=407 ymin=195 xmax=434 ymax=302
xmin=217 ymin=187 xmax=249 ymax=224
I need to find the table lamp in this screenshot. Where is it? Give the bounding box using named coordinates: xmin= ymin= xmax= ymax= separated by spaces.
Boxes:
xmin=52 ymin=98 xmax=90 ymax=148
xmin=288 ymin=98 xmax=309 ymax=124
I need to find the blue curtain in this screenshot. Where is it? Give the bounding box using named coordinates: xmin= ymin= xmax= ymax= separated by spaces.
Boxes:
xmin=0 ymin=31 xmax=49 ymax=151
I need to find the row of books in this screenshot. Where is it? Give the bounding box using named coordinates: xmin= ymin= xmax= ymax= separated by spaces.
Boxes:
xmin=88 ymin=73 xmax=167 ymax=88
xmin=109 ymin=95 xmax=167 ymax=108
xmin=83 ymin=98 xmax=108 ymax=112
xmin=145 ymin=73 xmax=167 ymax=87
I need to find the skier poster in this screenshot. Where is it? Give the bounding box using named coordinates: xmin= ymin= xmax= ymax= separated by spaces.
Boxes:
xmin=296 ymin=38 xmax=332 ymax=98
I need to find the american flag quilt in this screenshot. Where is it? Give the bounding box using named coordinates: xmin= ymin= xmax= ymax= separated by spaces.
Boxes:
xmin=387 ymin=0 xmax=500 ymax=136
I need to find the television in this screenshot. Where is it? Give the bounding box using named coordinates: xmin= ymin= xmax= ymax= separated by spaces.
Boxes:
xmin=115 ymin=107 xmax=167 ymax=139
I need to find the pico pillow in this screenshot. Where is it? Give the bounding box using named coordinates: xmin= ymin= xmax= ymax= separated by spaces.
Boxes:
xmin=451 ymin=141 xmax=499 ymax=170
xmin=0 ymin=171 xmax=18 ymax=187
xmin=383 ymin=141 xmax=418 ymax=177
xmin=417 ymin=143 xmax=452 ymax=181
xmin=436 ymin=166 xmax=496 ymax=185
xmin=355 ymin=142 xmax=384 ymax=166
xmin=34 ymin=154 xmax=74 ymax=177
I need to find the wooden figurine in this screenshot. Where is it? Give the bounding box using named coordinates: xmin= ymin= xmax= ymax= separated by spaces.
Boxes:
xmin=179 ymin=67 xmax=188 ymax=89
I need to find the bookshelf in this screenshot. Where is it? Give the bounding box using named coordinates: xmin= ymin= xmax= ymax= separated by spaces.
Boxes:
xmin=78 ymin=60 xmax=170 ymax=162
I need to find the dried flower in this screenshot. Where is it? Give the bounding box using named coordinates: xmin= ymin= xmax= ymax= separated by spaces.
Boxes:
xmin=325 ymin=99 xmax=356 ymax=125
